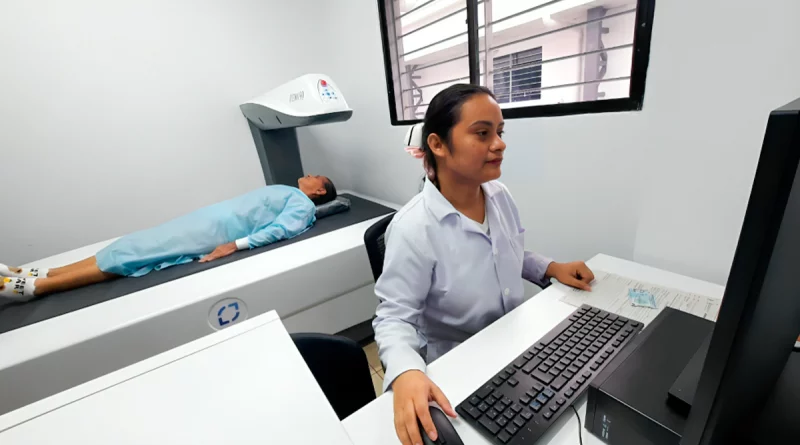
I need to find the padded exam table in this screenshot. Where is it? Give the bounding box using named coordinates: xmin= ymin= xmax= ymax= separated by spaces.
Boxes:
xmin=0 ymin=193 xmax=395 ymax=416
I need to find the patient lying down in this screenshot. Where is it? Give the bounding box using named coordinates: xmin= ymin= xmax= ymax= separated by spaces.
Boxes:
xmin=0 ymin=175 xmax=337 ymax=302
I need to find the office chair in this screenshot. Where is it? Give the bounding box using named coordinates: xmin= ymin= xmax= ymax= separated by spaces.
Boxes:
xmin=363 ymin=213 xmax=395 ymax=282
xmin=291 ymin=333 xmax=377 ymax=420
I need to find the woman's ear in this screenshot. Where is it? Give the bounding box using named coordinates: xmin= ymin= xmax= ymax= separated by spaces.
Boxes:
xmin=427 ymin=133 xmax=447 ymax=157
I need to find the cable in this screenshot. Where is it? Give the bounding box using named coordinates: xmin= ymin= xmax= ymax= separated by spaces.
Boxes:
xmin=570 ymin=405 xmax=583 ymax=445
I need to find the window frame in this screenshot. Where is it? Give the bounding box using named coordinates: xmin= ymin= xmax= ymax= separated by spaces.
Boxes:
xmin=376 ymin=0 xmax=657 ymax=125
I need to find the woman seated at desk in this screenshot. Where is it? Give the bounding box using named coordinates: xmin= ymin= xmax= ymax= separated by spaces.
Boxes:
xmin=0 ymin=175 xmax=336 ymax=301
xmin=373 ymin=84 xmax=595 ymax=445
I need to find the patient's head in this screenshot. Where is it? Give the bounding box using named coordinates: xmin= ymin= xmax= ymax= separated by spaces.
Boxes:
xmin=298 ymin=175 xmax=337 ymax=205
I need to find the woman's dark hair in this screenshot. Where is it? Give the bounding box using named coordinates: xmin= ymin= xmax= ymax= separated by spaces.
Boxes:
xmin=312 ymin=177 xmax=337 ymax=206
xmin=422 ymin=84 xmax=496 ymax=187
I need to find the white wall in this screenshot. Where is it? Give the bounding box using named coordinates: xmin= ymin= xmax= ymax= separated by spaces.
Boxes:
xmin=0 ymin=0 xmax=334 ymax=264
xmin=315 ymin=0 xmax=800 ymax=285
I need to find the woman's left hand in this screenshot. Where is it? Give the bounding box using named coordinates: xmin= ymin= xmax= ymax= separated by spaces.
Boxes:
xmin=200 ymin=242 xmax=238 ymax=263
xmin=546 ymin=261 xmax=595 ymax=291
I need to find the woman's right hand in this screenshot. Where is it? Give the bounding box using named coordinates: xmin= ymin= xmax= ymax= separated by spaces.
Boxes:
xmin=392 ymin=369 xmax=457 ymax=445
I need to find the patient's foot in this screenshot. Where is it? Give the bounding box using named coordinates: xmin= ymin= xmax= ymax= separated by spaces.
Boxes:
xmin=0 ymin=264 xmax=49 ymax=278
xmin=0 ymin=277 xmax=38 ymax=302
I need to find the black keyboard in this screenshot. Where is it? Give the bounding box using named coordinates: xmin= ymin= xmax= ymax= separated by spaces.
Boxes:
xmin=456 ymin=304 xmax=642 ymax=444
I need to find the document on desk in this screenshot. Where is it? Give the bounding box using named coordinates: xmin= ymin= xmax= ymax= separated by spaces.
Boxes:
xmin=556 ymin=271 xmax=722 ymax=325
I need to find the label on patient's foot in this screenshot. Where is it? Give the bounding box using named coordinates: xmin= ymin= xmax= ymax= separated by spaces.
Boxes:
xmin=208 ymin=298 xmax=249 ymax=330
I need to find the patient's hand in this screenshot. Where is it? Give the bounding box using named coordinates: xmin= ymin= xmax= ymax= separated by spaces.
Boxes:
xmin=200 ymin=242 xmax=238 ymax=263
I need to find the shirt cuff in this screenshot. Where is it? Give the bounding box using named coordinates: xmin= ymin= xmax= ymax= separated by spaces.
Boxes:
xmin=235 ymin=237 xmax=250 ymax=251
xmin=382 ymin=348 xmax=427 ymax=393
xmin=523 ymin=251 xmax=554 ymax=288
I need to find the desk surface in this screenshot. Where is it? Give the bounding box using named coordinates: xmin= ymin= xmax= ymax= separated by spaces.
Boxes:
xmin=0 ymin=311 xmax=354 ymax=445
xmin=342 ymin=254 xmax=725 ymax=445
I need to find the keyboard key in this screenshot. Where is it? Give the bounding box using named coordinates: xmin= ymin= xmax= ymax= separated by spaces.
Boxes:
xmin=551 ymin=376 xmax=568 ymax=390
xmin=492 ymin=390 xmax=504 ymax=399
xmin=593 ymin=341 xmax=605 ymax=350
xmin=529 ymin=401 xmax=542 ymax=412
xmin=571 ymin=382 xmax=581 ymax=391
xmin=584 ymin=371 xmax=593 ymax=379
xmin=543 ymin=411 xmax=553 ymax=420
xmin=597 ymin=357 xmax=605 ymax=365
xmin=522 ymin=358 xmax=542 ymax=374
xmin=588 ymin=346 xmax=599 ymax=354
xmin=478 ymin=402 xmax=490 ymax=412
xmin=479 ymin=415 xmax=501 ymax=434
xmin=566 ymin=341 xmax=576 ymax=348
xmin=548 ymin=368 xmax=560 ymax=377
xmin=537 ymin=352 xmax=548 ymax=360
xmin=497 ymin=430 xmax=512 ymax=443
xmin=555 ymin=363 xmax=566 ymax=371
xmin=607 ymin=348 xmax=615 ymax=354
xmin=556 ymin=348 xmax=567 ymax=356
xmin=496 ymin=416 xmax=508 ymax=427
xmin=590 ymin=308 xmax=600 ymax=314
xmin=631 ymin=321 xmax=641 ymax=328
xmin=505 ymin=425 xmax=519 ymax=435
xmin=523 ymin=352 xmax=534 ymax=360
xmin=486 ymin=409 xmax=499 ymax=420
xmin=492 ymin=377 xmax=504 ymax=386
xmin=601 ymin=351 xmax=611 ymax=359
xmin=485 ymin=396 xmax=497 ymax=406
xmin=509 ymin=403 xmax=522 ymax=413
xmin=493 ymin=402 xmax=505 ymax=412
xmin=563 ymin=371 xmax=575 ymax=380
xmin=560 ymin=357 xmax=572 ymax=365
xmin=470 ymin=396 xmax=481 ymax=406
xmin=503 ymin=409 xmax=515 ymax=420
xmin=543 ymin=388 xmax=555 ymax=398
xmin=564 ymin=389 xmax=575 ymax=398
xmin=557 ymin=398 xmax=566 ymax=406
xmin=507 ymin=378 xmax=519 ymax=387
xmin=535 ymin=343 xmax=546 ymax=350
xmin=505 ymin=367 xmax=515 ymax=375
xmin=586 ymin=334 xmax=597 ymax=342
xmin=513 ymin=358 xmax=528 ymax=369
xmin=532 ymin=382 xmax=545 ymax=392
xmin=567 ymin=365 xmax=580 ymax=373
xmin=533 ymin=369 xmax=554 ymax=384
xmin=501 ymin=396 xmax=512 ymax=406
xmin=613 ymin=340 xmax=622 ymax=347
xmin=544 ymin=359 xmax=556 ymax=367
xmin=467 ymin=405 xmax=482 ymax=419
xmin=552 ymin=339 xmax=563 ymax=347
xmin=538 ymin=364 xmax=549 ymax=373
xmin=544 ymin=347 xmax=555 ymax=355
xmin=577 ymin=377 xmax=587 ymax=385
xmin=575 ymin=359 xmax=587 ymax=367
xmin=606 ymin=314 xmax=618 ymax=321
xmin=520 ymin=395 xmax=531 ymax=404
xmin=513 ymin=417 xmax=526 ymax=428
xmin=476 ymin=385 xmax=494 ymax=398
xmin=521 ymin=410 xmax=533 ymax=420
xmin=550 ymin=404 xmax=559 ymax=412
xmin=536 ymin=394 xmax=549 ymax=405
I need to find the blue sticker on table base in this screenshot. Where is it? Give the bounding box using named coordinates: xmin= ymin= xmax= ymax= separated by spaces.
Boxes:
xmin=209 ymin=298 xmax=248 ymax=330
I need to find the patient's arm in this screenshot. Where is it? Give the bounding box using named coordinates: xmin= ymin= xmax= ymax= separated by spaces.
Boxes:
xmin=242 ymin=196 xmax=315 ymax=249
xmin=199 ymin=242 xmax=238 ymax=263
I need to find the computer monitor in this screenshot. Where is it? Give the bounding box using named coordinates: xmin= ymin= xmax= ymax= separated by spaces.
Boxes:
xmin=681 ymin=98 xmax=800 ymax=444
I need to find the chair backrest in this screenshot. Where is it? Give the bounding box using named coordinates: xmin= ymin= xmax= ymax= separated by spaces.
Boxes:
xmin=363 ymin=213 xmax=395 ymax=282
xmin=291 ymin=333 xmax=376 ymax=420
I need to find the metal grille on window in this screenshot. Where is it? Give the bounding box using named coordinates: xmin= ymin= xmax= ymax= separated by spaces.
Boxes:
xmin=378 ymin=0 xmax=652 ymax=124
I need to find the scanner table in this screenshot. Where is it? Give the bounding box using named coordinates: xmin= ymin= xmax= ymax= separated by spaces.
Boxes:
xmin=0 ymin=310 xmax=354 ymax=445
xmin=342 ymin=254 xmax=724 ymax=445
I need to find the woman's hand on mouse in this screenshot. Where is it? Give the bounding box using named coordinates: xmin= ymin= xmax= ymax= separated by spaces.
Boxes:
xmin=546 ymin=261 xmax=595 ymax=291
xmin=392 ymin=369 xmax=457 ymax=445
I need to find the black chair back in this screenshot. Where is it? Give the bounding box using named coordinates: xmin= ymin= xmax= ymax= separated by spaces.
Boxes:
xmin=363 ymin=213 xmax=395 ymax=282
xmin=291 ymin=333 xmax=376 ymax=420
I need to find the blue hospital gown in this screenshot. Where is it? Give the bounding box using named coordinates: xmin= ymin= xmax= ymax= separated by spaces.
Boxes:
xmin=96 ymin=185 xmax=316 ymax=277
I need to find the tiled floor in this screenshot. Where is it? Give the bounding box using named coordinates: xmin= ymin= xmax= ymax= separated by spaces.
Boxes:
xmin=363 ymin=341 xmax=384 ymax=397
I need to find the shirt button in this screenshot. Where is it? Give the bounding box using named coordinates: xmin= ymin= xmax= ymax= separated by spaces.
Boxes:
xmin=504 ymin=288 xmax=510 ymax=296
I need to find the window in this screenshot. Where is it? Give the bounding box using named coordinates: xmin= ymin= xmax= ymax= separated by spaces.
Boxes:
xmin=376 ymin=0 xmax=656 ymax=124
xmin=493 ymin=47 xmax=543 ymax=104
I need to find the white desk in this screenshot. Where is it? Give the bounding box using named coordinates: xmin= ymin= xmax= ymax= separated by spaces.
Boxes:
xmin=343 ymin=254 xmax=725 ymax=445
xmin=0 ymin=310 xmax=354 ymax=445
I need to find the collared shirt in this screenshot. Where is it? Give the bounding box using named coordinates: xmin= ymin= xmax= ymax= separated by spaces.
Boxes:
xmin=373 ymin=180 xmax=553 ymax=390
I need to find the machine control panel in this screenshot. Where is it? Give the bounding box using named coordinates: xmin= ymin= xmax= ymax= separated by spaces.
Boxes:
xmin=318 ymin=78 xmax=339 ymax=103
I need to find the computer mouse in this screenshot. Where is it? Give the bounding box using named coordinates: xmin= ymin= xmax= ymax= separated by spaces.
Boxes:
xmin=418 ymin=406 xmax=464 ymax=445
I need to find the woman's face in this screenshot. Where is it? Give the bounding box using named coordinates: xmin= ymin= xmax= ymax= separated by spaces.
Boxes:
xmin=429 ymin=93 xmax=506 ymax=185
